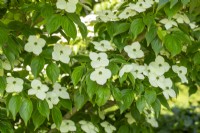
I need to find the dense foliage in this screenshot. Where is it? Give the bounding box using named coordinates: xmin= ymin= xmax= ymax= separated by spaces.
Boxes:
xmin=0 ymin=0 xmax=200 ymax=132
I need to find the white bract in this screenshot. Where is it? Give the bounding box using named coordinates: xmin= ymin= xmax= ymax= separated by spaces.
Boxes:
xmin=92 ymin=40 xmax=114 ymax=51
xmin=160 ymin=78 xmax=176 ymax=99
xmin=118 ymin=7 xmax=136 ymax=19
xmin=146 ymin=116 xmax=158 ymax=127
xmin=6 ymin=77 xmax=24 ymax=93
xmin=160 ymin=18 xmax=178 ymax=30
xmin=52 ymin=44 xmax=72 ymax=64
xmin=51 ymin=120 xmax=76 ymax=133
xmin=2 ymin=60 xmax=11 ymax=70
xmin=143 ymin=107 xmax=158 ymax=127
xmin=148 ymin=74 xmax=165 ymax=88
xmin=125 ymin=112 xmax=135 ymax=124
xmin=172 ymin=65 xmax=188 ymax=83
xmin=96 ymin=10 xmax=117 ymax=22
xmin=119 ymin=64 xmax=134 ymax=77
xmin=131 ymin=63 xmax=145 ymax=79
xmin=89 ymin=52 xmax=109 ymax=68
xmin=24 ymin=35 xmax=46 ymax=55
xmin=79 ymin=120 xmax=99 ymax=133
xmin=100 ymin=121 xmax=116 ymax=133
xmin=90 ymin=67 xmax=111 ymax=85
xmin=56 ymin=0 xmax=78 ymax=13
xmin=52 ymin=83 xmax=70 ymax=99
xmin=129 ymin=0 xmax=151 ymax=13
xmin=173 ymin=13 xmax=190 ymax=24
xmin=45 ymin=91 xmax=60 ymax=109
xmin=28 ymin=79 xmax=49 ymax=100
xmin=124 ymin=42 xmax=144 ymax=59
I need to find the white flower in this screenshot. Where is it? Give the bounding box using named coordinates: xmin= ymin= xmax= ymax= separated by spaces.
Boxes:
xmin=125 ymin=112 xmax=135 ymax=124
xmin=148 ymin=74 xmax=165 ymax=88
xmin=189 ymin=22 xmax=198 ymax=29
xmin=52 ymin=83 xmax=70 ymax=99
xmin=173 ymin=14 xmax=190 ymax=24
xmin=45 ymin=92 xmax=60 ymax=109
xmin=52 ymin=44 xmax=72 ymax=64
xmin=2 ymin=60 xmax=11 ymax=70
xmin=5 ymin=77 xmax=24 ymax=93
xmin=89 ymin=52 xmax=109 ymax=68
xmin=149 ymin=55 xmax=170 ymax=76
xmin=119 ymin=64 xmax=134 ymax=77
xmin=124 ymin=42 xmax=144 ymax=59
xmin=56 ymin=0 xmax=78 ymax=13
xmin=90 ymin=67 xmax=111 ymax=85
xmin=131 ymin=63 xmax=145 ymax=79
xmin=28 ymin=79 xmax=49 ymax=100
xmin=172 ymin=65 xmax=188 ymax=83
xmin=118 ymin=7 xmax=136 ymax=19
xmin=160 ymin=78 xmax=176 ymax=99
xmin=146 ymin=116 xmax=158 ymax=127
xmin=92 ymin=40 xmax=114 ymax=52
xmin=100 ymin=121 xmax=116 ymax=133
xmin=51 ymin=120 xmax=76 ymax=133
xmin=129 ymin=0 xmax=151 ymax=13
xmin=96 ymin=10 xmax=117 ymax=22
xmin=24 ymin=35 xmax=46 ymax=55
xmin=160 ymin=18 xmax=178 ymax=30
xmin=145 ymin=0 xmax=159 ymax=5
xmin=79 ymin=120 xmax=99 ymax=133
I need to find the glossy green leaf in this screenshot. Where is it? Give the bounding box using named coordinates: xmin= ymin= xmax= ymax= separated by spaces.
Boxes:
xmin=145 ymin=25 xmax=157 ymax=46
xmin=8 ymin=95 xmax=22 ymax=120
xmin=152 ymin=99 xmax=161 ymax=118
xmin=0 ymin=28 xmax=8 ymax=46
xmin=52 ymin=106 xmax=62 ymax=128
xmin=37 ymin=100 xmax=50 ymax=120
xmin=32 ymin=109 xmax=46 ymax=131
xmin=46 ymin=63 xmax=60 ymax=83
xmin=144 ymin=90 xmax=157 ymax=105
xmin=74 ymin=91 xmax=88 ymax=110
xmin=86 ymin=76 xmax=98 ymax=100
xmin=0 ymin=76 xmax=6 ymax=94
xmin=46 ymin=14 xmax=62 ymax=34
xmin=193 ymin=52 xmax=200 ymax=64
xmin=31 ymin=57 xmax=45 ymax=78
xmin=71 ymin=66 xmax=84 ymax=86
xmin=96 ymin=87 xmax=110 ymax=106
xmin=136 ymin=96 xmax=146 ymax=113
xmin=111 ymin=87 xmax=122 ymax=101
xmin=151 ymin=38 xmax=163 ymax=55
xmin=119 ymin=89 xmax=134 ymax=113
xmin=130 ymin=18 xmax=145 ymax=40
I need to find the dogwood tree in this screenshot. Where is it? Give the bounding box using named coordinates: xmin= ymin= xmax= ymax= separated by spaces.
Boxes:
xmin=0 ymin=0 xmax=199 ymax=132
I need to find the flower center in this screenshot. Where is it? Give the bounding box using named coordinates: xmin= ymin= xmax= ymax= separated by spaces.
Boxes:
xmin=60 ymin=50 xmax=63 ymax=55
xmin=158 ymin=63 xmax=162 ymax=67
xmin=179 ymin=70 xmax=182 ymax=74
xmin=139 ymin=3 xmax=143 ymax=7
xmin=166 ymin=87 xmax=170 ymax=90
xmin=99 ymin=71 xmax=102 ymax=75
xmin=13 ymin=81 xmax=16 ymax=84
xmin=156 ymin=76 xmax=159 ymax=80
xmin=97 ymin=57 xmax=101 ymax=61
xmin=126 ymin=11 xmax=129 ymax=15
xmin=37 ymin=86 xmax=41 ymax=90
xmin=133 ymin=48 xmax=136 ymax=52
xmin=48 ymin=97 xmax=51 ymax=101
xmin=135 ymin=70 xmax=139 ymax=73
xmin=105 ymin=12 xmax=109 ymax=16
xmin=59 ymin=88 xmax=62 ymax=91
xmin=100 ymin=43 xmax=104 ymax=47
xmin=146 ymin=109 xmax=151 ymax=114
xmin=34 ymin=42 xmax=37 ymax=46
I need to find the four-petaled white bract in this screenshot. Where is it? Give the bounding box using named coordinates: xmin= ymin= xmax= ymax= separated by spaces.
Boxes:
xmin=172 ymin=65 xmax=188 ymax=83
xmin=119 ymin=64 xmax=134 ymax=77
xmin=51 ymin=120 xmax=76 ymax=132
xmin=92 ymin=40 xmax=114 ymax=52
xmin=131 ymin=63 xmax=145 ymax=79
xmin=148 ymin=74 xmax=165 ymax=88
xmin=24 ymin=35 xmax=46 ymax=55
xmin=90 ymin=67 xmax=111 ymax=85
xmin=160 ymin=78 xmax=176 ymax=99
xmin=96 ymin=10 xmax=117 ymax=22
xmin=28 ymin=79 xmax=49 ymax=100
xmin=101 ymin=121 xmax=116 ymax=133
xmin=79 ymin=120 xmax=99 ymax=133
xmin=6 ymin=77 xmax=24 ymax=93
xmin=160 ymin=18 xmax=178 ymax=30
xmin=45 ymin=91 xmax=60 ymax=109
xmin=89 ymin=52 xmax=109 ymax=68
xmin=52 ymin=44 xmax=72 ymax=64
xmin=124 ymin=41 xmax=144 ymax=59
xmin=118 ymin=7 xmax=136 ymax=19
xmin=56 ymin=0 xmax=78 ymax=13
xmin=52 ymin=83 xmax=70 ymax=99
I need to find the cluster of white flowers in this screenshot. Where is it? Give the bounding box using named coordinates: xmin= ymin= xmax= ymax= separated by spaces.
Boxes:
xmin=89 ymin=52 xmax=111 ymax=85
xmin=24 ymin=35 xmax=46 ymax=55
xmin=144 ymin=107 xmax=158 ymax=127
xmin=5 ymin=77 xmax=24 ymax=93
xmin=51 ymin=120 xmax=76 ymax=133
xmin=79 ymin=120 xmax=99 ymax=133
xmin=92 ymin=40 xmax=114 ymax=52
xmin=56 ymin=0 xmax=78 ymax=13
xmin=96 ymin=0 xmax=159 ymax=21
xmin=160 ymin=13 xmax=198 ymax=30
xmin=27 ymin=79 xmax=70 ymax=108
xmin=52 ymin=44 xmax=72 ymax=64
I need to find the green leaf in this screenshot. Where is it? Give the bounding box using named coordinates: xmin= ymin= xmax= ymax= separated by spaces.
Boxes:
xmin=114 ymin=22 xmax=130 ymax=36
xmin=119 ymin=89 xmax=134 ymax=113
xmin=32 ymin=109 xmax=46 ymax=131
xmin=143 ymin=13 xmax=155 ymax=28
xmin=67 ymin=13 xmax=88 ymax=38
xmin=130 ymin=18 xmax=145 ymax=40
xmin=19 ymin=98 xmax=33 ymax=126
xmin=60 ymin=99 xmax=72 ymax=111
xmin=8 ymin=95 xmax=22 ymax=120
xmin=111 ymin=87 xmax=122 ymax=101
xmin=71 ymin=66 xmax=84 ymax=86
xmin=170 ymin=0 xmax=178 ymax=8
xmin=181 ymin=0 xmax=190 ymax=5
xmin=2 ymin=47 xmax=15 ymax=67
xmin=127 ymin=73 xmax=135 ymax=86
xmin=86 ymin=76 xmax=98 ymax=100
xmin=145 ymin=25 xmax=157 ymax=46
xmin=158 ymin=95 xmax=170 ymax=110
xmin=71 ymin=55 xmax=90 ymax=62
xmin=107 ymin=62 xmax=119 ymax=75
xmin=164 ymin=2 xmax=182 ymax=18
xmin=193 ymin=52 xmax=200 ymax=64
xmin=96 ymin=87 xmax=110 ymax=106
xmin=164 ymin=34 xmax=182 ymax=56
xmin=37 ymin=100 xmax=50 ymax=120
xmin=118 ymin=125 xmax=130 ymax=133
xmin=74 ymin=91 xmax=88 ymax=110
xmin=40 ymin=4 xmax=54 ymax=18
xmin=189 ymin=85 xmax=198 ymax=96
xmin=157 ymin=0 xmax=169 ymax=11
xmin=0 ymin=76 xmax=6 ymax=94
xmin=61 ymin=16 xmax=77 ymax=40
xmin=46 ymin=14 xmax=62 ymax=34
xmin=0 ymin=28 xmax=8 ymax=46
xmin=131 ymin=104 xmax=141 ymax=121
xmin=46 ymin=63 xmax=60 ymax=83
xmin=31 ymin=57 xmax=45 ymax=78
xmin=152 ymin=99 xmax=161 ymax=118
xmin=144 ymin=90 xmax=157 ymax=105
xmin=136 ymin=96 xmax=146 ymax=113
xmin=151 ymin=38 xmax=163 ymax=55
xmin=52 ymin=106 xmax=62 ymax=128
